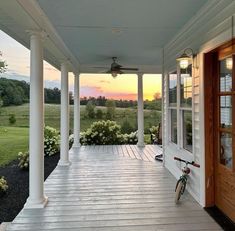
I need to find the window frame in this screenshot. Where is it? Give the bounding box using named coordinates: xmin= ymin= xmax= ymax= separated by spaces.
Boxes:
xmin=167 ymin=65 xmax=194 ymax=154
xmin=179 ymin=65 xmax=193 ymax=153
xmin=168 ymin=71 xmax=178 ymax=145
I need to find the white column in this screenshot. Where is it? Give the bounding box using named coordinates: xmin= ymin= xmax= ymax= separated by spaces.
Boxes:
xmin=25 ymin=32 xmax=48 ymax=209
xmin=137 ymin=73 xmax=145 ymax=147
xmin=58 ymin=63 xmax=71 ymax=166
xmin=73 ymin=73 xmax=81 ymax=148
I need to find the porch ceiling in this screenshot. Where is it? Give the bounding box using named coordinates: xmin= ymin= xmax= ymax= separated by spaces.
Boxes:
xmin=0 ymin=0 xmax=208 ymax=73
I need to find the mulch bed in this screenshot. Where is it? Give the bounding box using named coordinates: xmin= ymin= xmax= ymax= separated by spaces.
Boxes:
xmin=0 ymin=153 xmax=60 ymax=223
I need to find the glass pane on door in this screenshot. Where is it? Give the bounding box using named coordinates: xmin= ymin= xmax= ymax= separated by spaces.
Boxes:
xmin=220 ymin=132 xmax=232 ymax=169
xmin=220 ymin=56 xmax=232 ymax=92
xmin=220 ymin=95 xmax=232 ymax=128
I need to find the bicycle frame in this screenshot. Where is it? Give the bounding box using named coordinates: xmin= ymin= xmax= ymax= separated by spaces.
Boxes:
xmin=174 ymin=157 xmax=200 ymax=202
xmin=175 ymin=163 xmax=190 ymax=193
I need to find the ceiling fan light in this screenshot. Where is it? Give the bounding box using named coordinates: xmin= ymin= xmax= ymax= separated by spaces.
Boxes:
xmin=111 ymin=71 xmax=118 ymax=78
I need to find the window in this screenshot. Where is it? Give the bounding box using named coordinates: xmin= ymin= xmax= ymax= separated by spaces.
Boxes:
xmin=167 ymin=65 xmax=193 ymax=153
xmin=169 ymin=72 xmax=177 ymax=107
xmin=170 ymin=109 xmax=177 ymax=143
xmin=168 ymin=72 xmax=177 ymax=144
xmin=180 ymin=65 xmax=193 ymax=152
xmin=182 ymin=111 xmax=192 ymax=152
xmin=180 ymin=65 xmax=192 ymax=107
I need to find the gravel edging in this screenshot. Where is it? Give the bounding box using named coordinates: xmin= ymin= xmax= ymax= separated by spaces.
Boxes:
xmin=0 ymin=154 xmax=59 ymax=223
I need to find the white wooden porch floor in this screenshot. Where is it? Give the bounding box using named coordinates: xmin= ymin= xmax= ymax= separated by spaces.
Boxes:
xmin=6 ymin=145 xmax=221 ymax=231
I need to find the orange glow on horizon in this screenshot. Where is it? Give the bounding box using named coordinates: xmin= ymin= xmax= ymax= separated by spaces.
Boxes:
xmin=80 ymin=73 xmax=162 ymax=101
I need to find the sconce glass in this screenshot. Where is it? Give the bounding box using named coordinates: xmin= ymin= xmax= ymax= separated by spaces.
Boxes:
xmin=176 ymin=48 xmax=196 ymax=69
xmin=226 ymin=57 xmax=233 ymax=70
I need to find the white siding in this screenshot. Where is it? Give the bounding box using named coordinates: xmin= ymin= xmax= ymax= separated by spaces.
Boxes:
xmin=163 ymin=0 xmax=235 ymax=206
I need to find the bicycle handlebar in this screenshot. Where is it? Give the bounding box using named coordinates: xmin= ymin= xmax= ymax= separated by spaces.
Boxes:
xmin=174 ymin=156 xmax=200 ymax=168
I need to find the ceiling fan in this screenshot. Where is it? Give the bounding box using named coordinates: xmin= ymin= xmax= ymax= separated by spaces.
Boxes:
xmin=96 ymin=57 xmax=139 ymax=78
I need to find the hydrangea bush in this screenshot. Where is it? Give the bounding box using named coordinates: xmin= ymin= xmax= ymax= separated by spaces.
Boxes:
xmin=78 ymin=121 xmax=138 ymax=145
xmin=0 ymin=176 xmax=8 ymax=195
xmin=81 ymin=120 xmax=122 ymax=145
xmin=18 ymin=126 xmax=60 ymax=170
xmin=44 ymin=126 xmax=60 ymax=156
xmin=18 ymin=151 xmax=29 ymax=169
xmin=69 ymin=134 xmax=74 ymax=148
xmin=120 ymin=131 xmax=138 ymax=144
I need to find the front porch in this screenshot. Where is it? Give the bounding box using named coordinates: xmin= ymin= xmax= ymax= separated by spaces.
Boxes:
xmin=5 ymin=145 xmax=221 ymax=231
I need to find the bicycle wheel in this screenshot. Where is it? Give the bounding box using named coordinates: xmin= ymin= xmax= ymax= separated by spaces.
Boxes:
xmin=175 ymin=180 xmax=184 ymax=203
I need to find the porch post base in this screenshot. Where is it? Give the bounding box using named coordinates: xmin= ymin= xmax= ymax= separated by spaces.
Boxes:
xmin=72 ymin=143 xmax=81 ymax=149
xmin=24 ymin=196 xmax=48 ymax=209
xmin=137 ymin=142 xmax=145 ymax=147
xmin=58 ymin=160 xmax=71 ymax=166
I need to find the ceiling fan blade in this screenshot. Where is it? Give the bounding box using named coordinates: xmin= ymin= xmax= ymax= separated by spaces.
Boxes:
xmin=119 ymin=67 xmax=139 ymax=71
xmin=92 ymin=66 xmax=109 ymax=69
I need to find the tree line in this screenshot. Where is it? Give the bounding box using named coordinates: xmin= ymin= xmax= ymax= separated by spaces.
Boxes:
xmin=0 ymin=78 xmax=72 ymax=106
xmin=0 ymin=78 xmax=161 ymax=111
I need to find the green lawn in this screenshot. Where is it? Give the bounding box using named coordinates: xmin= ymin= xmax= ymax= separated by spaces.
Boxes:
xmin=0 ymin=126 xmax=28 ymax=166
xmin=0 ymin=104 xmax=161 ymax=132
xmin=0 ymin=104 xmax=161 ymax=166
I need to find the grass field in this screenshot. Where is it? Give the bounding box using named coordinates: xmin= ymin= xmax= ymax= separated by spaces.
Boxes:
xmin=0 ymin=126 xmax=28 ymax=166
xmin=0 ymin=104 xmax=161 ymax=132
xmin=0 ymin=104 xmax=161 ymax=166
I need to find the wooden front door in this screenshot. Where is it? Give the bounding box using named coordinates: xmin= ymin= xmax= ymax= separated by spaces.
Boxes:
xmin=214 ymin=51 xmax=235 ymax=222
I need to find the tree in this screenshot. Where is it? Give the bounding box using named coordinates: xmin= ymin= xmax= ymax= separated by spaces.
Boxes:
xmin=0 ymin=52 xmax=7 ymax=73
xmin=0 ymin=97 xmax=3 ymax=115
xmin=85 ymin=100 xmax=96 ymax=118
xmin=96 ymin=109 xmax=103 ymax=119
xmin=153 ymin=92 xmax=161 ymax=100
xmin=9 ymin=114 xmax=16 ymax=125
xmin=105 ymin=100 xmax=116 ymax=120
xmin=121 ymin=119 xmax=134 ymax=134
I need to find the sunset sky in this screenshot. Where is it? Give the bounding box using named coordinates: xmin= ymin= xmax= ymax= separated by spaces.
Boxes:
xmin=0 ymin=30 xmax=161 ymax=100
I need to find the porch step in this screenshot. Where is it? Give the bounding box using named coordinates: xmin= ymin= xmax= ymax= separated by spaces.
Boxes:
xmin=0 ymin=222 xmax=11 ymax=231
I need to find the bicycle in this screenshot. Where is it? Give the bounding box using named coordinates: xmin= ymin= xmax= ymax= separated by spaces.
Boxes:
xmin=174 ymin=156 xmax=200 ymax=203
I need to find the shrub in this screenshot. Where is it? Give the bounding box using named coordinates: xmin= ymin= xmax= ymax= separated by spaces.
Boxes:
xmin=120 ymin=131 xmax=138 ymax=144
xmin=69 ymin=134 xmax=74 ymax=148
xmin=9 ymin=113 xmax=16 ymax=124
xmin=82 ymin=120 xmax=122 ymax=145
xmin=44 ymin=126 xmax=60 ymax=156
xmin=105 ymin=100 xmax=116 ymax=119
xmin=121 ymin=119 xmax=134 ymax=134
xmin=18 ymin=151 xmax=29 ymax=169
xmin=0 ymin=176 xmax=8 ymax=195
xmin=96 ymin=109 xmax=103 ymax=119
xmin=86 ymin=101 xmax=96 ymax=118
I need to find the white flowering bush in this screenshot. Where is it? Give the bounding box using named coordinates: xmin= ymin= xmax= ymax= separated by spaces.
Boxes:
xmin=18 ymin=151 xmax=29 ymax=169
xmin=79 ymin=121 xmax=138 ymax=145
xmin=119 ymin=131 xmax=138 ymax=144
xmin=82 ymin=120 xmax=122 ymax=145
xmin=44 ymin=126 xmax=60 ymax=156
xmin=0 ymin=176 xmax=8 ymax=195
xmin=69 ymin=134 xmax=74 ymax=148
xmin=18 ymin=126 xmax=60 ymax=170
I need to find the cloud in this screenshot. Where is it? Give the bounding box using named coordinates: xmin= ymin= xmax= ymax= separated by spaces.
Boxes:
xmin=2 ymin=71 xmax=29 ymax=82
xmin=99 ymin=80 xmax=110 ymax=84
xmin=80 ymin=86 xmax=104 ymax=97
xmin=80 ymin=85 xmax=137 ymax=100
xmin=105 ymin=93 xmax=137 ymax=100
xmin=1 ymin=71 xmax=61 ymax=90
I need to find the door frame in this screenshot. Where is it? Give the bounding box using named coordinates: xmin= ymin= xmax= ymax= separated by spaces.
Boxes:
xmin=204 ymin=39 xmax=235 ymax=207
